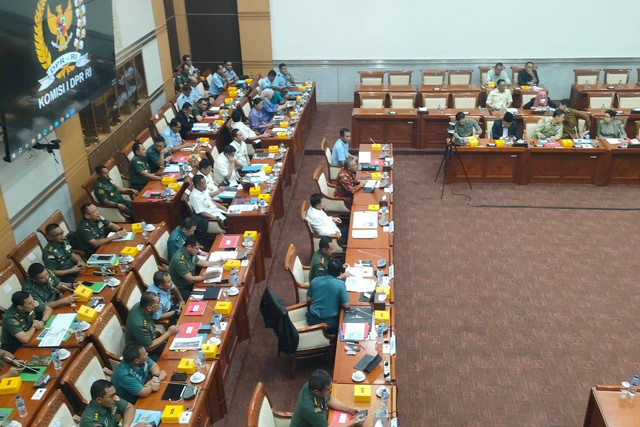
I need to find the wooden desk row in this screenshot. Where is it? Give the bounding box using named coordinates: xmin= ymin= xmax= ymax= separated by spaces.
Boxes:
xmin=446 ymin=138 xmax=640 ymax=185
xmin=570 ymin=83 xmax=640 ymax=110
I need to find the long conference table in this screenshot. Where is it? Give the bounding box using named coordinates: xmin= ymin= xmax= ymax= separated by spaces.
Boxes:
xmin=327 ymin=143 xmax=398 ymax=426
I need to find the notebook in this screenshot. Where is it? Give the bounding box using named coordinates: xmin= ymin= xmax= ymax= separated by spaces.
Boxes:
xmin=354 ymin=353 xmax=382 ymax=373
xmin=185 ymin=301 xmax=206 ymax=316
xmin=178 ymin=322 xmax=201 ymax=338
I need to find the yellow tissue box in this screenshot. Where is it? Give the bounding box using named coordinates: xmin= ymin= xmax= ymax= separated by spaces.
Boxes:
xmin=268 ymin=145 xmax=279 ymax=153
xmin=354 ymin=385 xmax=371 ymax=402
xmin=162 ymin=405 xmax=184 ymax=423
xmin=74 ymin=284 xmax=94 ymax=303
xmin=376 ymin=286 xmax=390 ymax=296
xmin=521 ymin=85 xmax=530 ymax=90
xmin=120 ymin=246 xmax=139 ymax=257
xmin=561 ymin=139 xmax=574 ymax=147
xmin=370 ymin=172 xmax=382 ymax=180
xmin=0 ymin=377 xmax=22 ymax=395
xmin=296 ymin=96 xmax=302 ymax=103
xmin=249 ymin=186 xmax=261 ymax=196
xmin=257 ymin=193 xmax=271 ymax=203
xmin=243 ymin=231 xmax=257 ymax=241
xmin=224 ymin=97 xmax=233 ymax=105
xmin=161 ymin=176 xmax=175 ymax=185
xmin=368 ymin=204 xmax=380 ymax=211
xmin=131 ymin=223 xmax=143 ymax=233
xmin=245 ymin=78 xmax=253 ymax=84
xmin=495 ymin=139 xmax=505 ymax=147
xmin=298 ymin=86 xmax=306 ymax=92
xmin=214 ymin=119 xmax=223 ymax=126
xmin=371 ymin=143 xmax=381 ymax=151
xmin=469 ymin=140 xmax=479 ymax=148
xmin=261 ymin=165 xmax=273 ymax=174
xmin=168 ymin=182 xmax=181 ymax=192
xmin=199 ymin=137 xmax=209 ymax=143
xmin=280 ymin=121 xmax=289 ymax=128
xmin=214 ymin=300 xmax=233 ymax=315
xmin=487 ymin=81 xmax=495 ymax=88
xmin=202 ymin=343 xmax=219 ymax=358
xmin=374 ymin=310 xmax=390 ymax=324
xmin=177 ymin=358 xmax=196 ymax=374
xmin=224 ymin=259 xmax=241 ymax=271
xmin=277 ymin=132 xmax=287 ymax=139
xmin=77 ymin=305 xmax=98 ymax=323
xmin=289 ymin=111 xmax=295 ymax=117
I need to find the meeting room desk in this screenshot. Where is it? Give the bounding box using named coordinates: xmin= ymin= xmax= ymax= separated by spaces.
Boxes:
xmin=333 ymin=339 xmax=396 ymax=385
xmin=328 ymin=384 xmax=397 ymax=427
xmin=418 ymin=108 xmax=494 ymax=149
xmin=344 ymin=248 xmax=394 ymax=306
xmin=353 ymin=85 xmax=417 ymax=108
xmin=526 ymin=141 xmax=608 ymax=185
xmin=419 ymin=84 xmax=482 ymax=97
xmin=348 ymin=205 xmax=393 ymax=249
xmin=599 ymin=139 xmax=640 ymax=184
xmin=586 ymin=108 xmax=640 ymax=141
xmin=0 ymin=347 xmax=78 ymax=425
xmin=583 ymin=387 xmax=640 ymax=427
xmin=570 ymin=83 xmax=640 ymax=110
xmin=482 ymin=85 xmax=548 ymax=108
xmin=134 ymin=358 xmax=224 ymax=424
xmin=132 ymin=181 xmax=187 ymax=230
xmin=351 ymin=108 xmax=419 ymax=148
xmin=206 ymin=233 xmax=266 ymax=294
xmin=446 ymin=139 xmax=527 ymax=184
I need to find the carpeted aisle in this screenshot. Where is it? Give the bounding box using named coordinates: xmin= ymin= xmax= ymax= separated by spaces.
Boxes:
xmin=219 ymin=103 xmax=640 ymax=426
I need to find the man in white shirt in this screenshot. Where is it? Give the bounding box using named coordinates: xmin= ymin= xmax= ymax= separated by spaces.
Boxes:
xmin=230 ymin=110 xmax=265 ymax=147
xmin=230 ymin=129 xmax=250 ymax=167
xmin=485 ymin=79 xmax=513 ymax=111
xmin=305 ymin=193 xmax=348 ymax=244
xmin=197 ymin=159 xmax=226 ymax=198
xmin=213 ymin=145 xmax=240 ymax=186
xmin=190 ymin=175 xmax=227 ymax=222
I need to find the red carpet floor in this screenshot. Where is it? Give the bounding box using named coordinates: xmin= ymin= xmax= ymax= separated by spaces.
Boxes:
xmin=218 ymin=103 xmax=640 ymax=426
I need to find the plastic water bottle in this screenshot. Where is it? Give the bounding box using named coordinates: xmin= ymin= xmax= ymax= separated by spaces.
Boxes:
xmin=437 ymin=104 xmax=442 ymax=111
xmin=16 ymin=395 xmax=27 ymax=417
xmin=376 ymin=323 xmax=384 ymax=349
xmin=279 ymin=142 xmax=286 ymax=154
xmin=630 ymin=375 xmax=639 ymax=399
xmin=584 ymin=80 xmax=590 ymax=89
xmin=195 ymin=349 xmax=205 ymax=372
xmin=377 ymin=387 xmax=389 ymax=423
xmin=601 ymin=103 xmax=606 ymax=111
xmin=230 ymin=269 xmax=239 ymax=288
xmin=51 ymin=349 xmax=62 ymax=370
xmin=243 ymin=233 xmax=253 ymax=248
xmin=259 ymin=198 xmax=267 ymax=214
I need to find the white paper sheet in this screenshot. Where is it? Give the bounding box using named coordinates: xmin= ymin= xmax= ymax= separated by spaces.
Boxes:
xmin=345 ymin=277 xmax=376 ymax=293
xmin=39 ymin=313 xmax=76 ymax=347
xmin=352 ymin=211 xmax=378 ymax=229
xmin=169 ymin=336 xmax=204 ymax=351
xmin=343 ymin=323 xmax=367 ymax=341
xmin=359 ymin=152 xmax=371 ymax=163
xmin=107 ymin=231 xmax=134 ymax=241
xmin=352 ymin=229 xmax=378 ymax=239
xmin=210 ymin=251 xmax=237 ymax=261
xmin=606 ymin=138 xmax=621 ymax=144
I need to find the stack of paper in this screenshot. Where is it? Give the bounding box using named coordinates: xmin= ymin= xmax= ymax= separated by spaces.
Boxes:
xmin=352 ymin=229 xmax=378 ymax=239
xmin=345 ymin=277 xmax=376 ymax=293
xmin=359 ymin=152 xmax=371 ymax=163
xmin=352 ymin=211 xmax=378 ymax=229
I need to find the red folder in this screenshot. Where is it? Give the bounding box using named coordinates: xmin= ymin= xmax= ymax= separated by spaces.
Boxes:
xmin=219 ymin=236 xmax=239 ymax=249
xmin=173 ymin=155 xmax=189 ymax=162
xmin=178 ymin=322 xmax=201 ymax=338
xmin=185 ymin=301 xmax=206 ymax=316
xmin=371 ymin=159 xmax=383 ymax=166
xmin=164 ymin=172 xmax=181 ymax=180
xmin=329 ymin=411 xmax=353 ymax=425
xmin=142 ymin=190 xmax=163 ymax=198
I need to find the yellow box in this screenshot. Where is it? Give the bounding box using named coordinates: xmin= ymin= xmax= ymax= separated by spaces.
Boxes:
xmin=161 ymin=176 xmax=175 ymax=186
xmin=487 ymin=81 xmax=495 ymax=88
xmin=199 ymin=137 xmax=209 ymax=143
xmin=120 ymin=246 xmax=139 ymax=257
xmin=243 ymin=231 xmax=257 ymax=241
xmin=494 ymin=139 xmax=505 ymax=147
xmin=371 ymin=143 xmax=381 ymax=151
xmin=376 ymin=286 xmax=390 ymax=296
xmin=469 ymin=140 xmax=479 ymax=148
xmin=298 ymin=86 xmax=306 ymax=92
xmin=0 ymin=377 xmax=22 ymax=395
xmin=257 ymin=193 xmax=271 ymax=203
xmin=214 ymin=119 xmax=223 ymax=126
xmin=245 ymin=78 xmax=253 ymax=84
xmin=77 ymin=305 xmax=98 ymax=323
xmin=202 ymin=343 xmax=219 ymax=358
xmin=521 ymin=85 xmax=530 ymax=90
xmin=168 ymin=182 xmax=181 ymax=192
xmin=561 ymin=139 xmax=573 ymax=147
xmin=74 ymin=284 xmax=94 ymax=303
xmin=296 ymin=96 xmax=302 ymax=103
xmin=374 ymin=310 xmax=390 ymax=324
xmin=131 ymin=223 xmax=143 ymax=233
xmin=354 ymin=385 xmax=371 ymax=402
xmin=177 ymin=358 xmax=196 ymax=374
xmin=162 ymin=405 xmax=184 ymax=424
xmin=280 ymin=121 xmax=289 ymax=128
xmin=268 ymin=145 xmax=279 ymax=153
xmin=277 ymin=132 xmax=287 ymax=139
xmin=289 ymin=111 xmax=295 ymax=117
xmin=370 ymin=172 xmax=382 ymax=180
xmin=368 ymin=204 xmax=380 ymax=211
xmin=261 ymin=165 xmax=273 ymax=174
xmin=249 ymin=186 xmax=261 ymax=196
xmin=224 ymin=259 xmax=241 ymax=271
xmin=214 ymin=300 xmax=233 ymax=315
xmin=224 ymin=97 xmax=233 ymax=105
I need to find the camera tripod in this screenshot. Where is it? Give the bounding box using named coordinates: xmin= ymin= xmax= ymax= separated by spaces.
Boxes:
xmin=434 ymin=137 xmax=472 ymax=199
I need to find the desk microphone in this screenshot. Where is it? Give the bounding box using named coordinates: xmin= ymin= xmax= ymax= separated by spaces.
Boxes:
xmin=356 ymin=249 xmax=387 ymax=269
xmin=198 ymin=300 xmax=223 ymax=325
xmin=369 ymin=138 xmax=377 ymax=144
xmin=59 ymin=283 xmax=75 ymax=293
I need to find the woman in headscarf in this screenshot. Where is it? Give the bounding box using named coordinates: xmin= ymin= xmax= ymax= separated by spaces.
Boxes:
xmin=523 ymin=90 xmax=557 ymax=109
xmin=260 ymin=88 xmax=286 ymax=121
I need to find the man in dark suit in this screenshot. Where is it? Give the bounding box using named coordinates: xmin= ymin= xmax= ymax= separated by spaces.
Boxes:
xmin=491 ymin=112 xmax=519 ymax=140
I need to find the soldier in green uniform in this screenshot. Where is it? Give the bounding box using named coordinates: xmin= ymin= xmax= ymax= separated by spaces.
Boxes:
xmin=77 ymin=203 xmax=127 ymax=256
xmin=167 ymin=217 xmax=197 ymax=261
xmin=192 ymin=98 xmax=209 ymax=122
xmin=145 ymin=136 xmax=172 ymax=172
xmin=290 ymin=369 xmax=363 ymax=427
xmin=44 ymin=223 xmax=86 ymax=282
xmin=22 ymin=263 xmax=78 ymax=319
xmin=168 ymin=235 xmax=223 ymax=300
xmin=95 ymin=165 xmax=138 ymax=218
xmin=0 ymin=291 xmax=47 ymax=354
xmin=174 ymin=63 xmax=191 ymax=90
xmin=111 ymin=343 xmax=166 ymax=404
xmin=125 ymin=292 xmax=178 ymax=359
xmin=79 ymin=379 xmax=145 ymax=427
xmin=129 ymin=142 xmax=162 ymax=191
xmin=309 ymin=237 xmax=348 ymax=283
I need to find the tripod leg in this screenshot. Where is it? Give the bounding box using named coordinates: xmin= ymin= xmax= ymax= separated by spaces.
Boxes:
xmin=440 ymin=144 xmax=452 ymax=199
xmin=434 ymin=148 xmax=447 ymax=183
xmin=453 ymin=145 xmax=472 ymax=190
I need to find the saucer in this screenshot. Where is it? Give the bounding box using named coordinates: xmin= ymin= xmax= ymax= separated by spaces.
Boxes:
xmin=78 ymin=321 xmax=91 ymax=331
xmin=122 ymin=255 xmax=135 ymax=263
xmin=190 ymin=373 xmax=205 ymax=384
xmin=58 ymin=349 xmax=71 ymax=360
xmin=106 ymin=278 xmax=121 ymax=288
xmin=227 ymin=287 xmax=239 ymax=296
xmin=207 ymin=337 xmax=221 ymax=345
xmin=352 ymin=371 xmax=365 ymax=382
xmin=144 ymin=224 xmax=156 ymax=232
